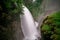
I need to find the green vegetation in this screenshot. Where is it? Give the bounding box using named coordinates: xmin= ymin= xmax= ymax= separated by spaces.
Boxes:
xmin=0 ymin=0 xmax=23 ymax=40
xmin=41 ymin=11 xmax=60 ymax=40
xmin=0 ymin=0 xmax=43 ymax=40
xmin=0 ymin=0 xmax=23 ymax=27
xmin=41 ymin=24 xmax=51 ymax=31
xmin=23 ymin=0 xmax=43 ymax=20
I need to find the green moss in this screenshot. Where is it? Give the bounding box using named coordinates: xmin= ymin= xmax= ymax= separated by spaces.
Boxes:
xmin=42 ymin=24 xmax=51 ymax=31
xmin=41 ymin=11 xmax=60 ymax=40
xmin=54 ymin=28 xmax=60 ymax=34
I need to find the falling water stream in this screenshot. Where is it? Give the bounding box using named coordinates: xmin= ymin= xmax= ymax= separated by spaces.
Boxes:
xmin=20 ymin=5 xmax=40 ymax=40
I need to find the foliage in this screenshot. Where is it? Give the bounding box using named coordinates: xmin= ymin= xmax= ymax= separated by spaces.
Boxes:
xmin=23 ymin=0 xmax=43 ymax=20
xmin=41 ymin=24 xmax=51 ymax=31
xmin=0 ymin=0 xmax=23 ymax=40
xmin=41 ymin=11 xmax=60 ymax=40
xmin=0 ymin=0 xmax=23 ymax=27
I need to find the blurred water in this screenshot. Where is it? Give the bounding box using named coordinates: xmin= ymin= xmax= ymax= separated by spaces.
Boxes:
xmin=20 ymin=5 xmax=40 ymax=40
xmin=33 ymin=0 xmax=36 ymax=2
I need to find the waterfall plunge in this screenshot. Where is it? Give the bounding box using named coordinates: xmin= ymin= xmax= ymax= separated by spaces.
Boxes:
xmin=20 ymin=5 xmax=40 ymax=40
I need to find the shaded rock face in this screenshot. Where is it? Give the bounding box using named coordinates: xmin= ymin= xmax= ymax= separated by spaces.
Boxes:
xmin=40 ymin=0 xmax=60 ymax=13
xmin=45 ymin=0 xmax=60 ymax=11
xmin=0 ymin=20 xmax=24 ymax=40
xmin=11 ymin=21 xmax=24 ymax=40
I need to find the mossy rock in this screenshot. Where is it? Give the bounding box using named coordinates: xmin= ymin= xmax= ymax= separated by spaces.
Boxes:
xmin=41 ymin=11 xmax=60 ymax=40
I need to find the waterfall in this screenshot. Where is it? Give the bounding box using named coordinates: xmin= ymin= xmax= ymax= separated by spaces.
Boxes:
xmin=33 ymin=0 xmax=36 ymax=2
xmin=20 ymin=5 xmax=40 ymax=40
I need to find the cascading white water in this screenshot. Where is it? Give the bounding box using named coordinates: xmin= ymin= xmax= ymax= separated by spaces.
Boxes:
xmin=20 ymin=5 xmax=40 ymax=40
xmin=33 ymin=0 xmax=36 ymax=2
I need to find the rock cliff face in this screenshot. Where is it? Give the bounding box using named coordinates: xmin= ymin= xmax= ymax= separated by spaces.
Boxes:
xmin=11 ymin=21 xmax=24 ymax=40
xmin=40 ymin=0 xmax=60 ymax=13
